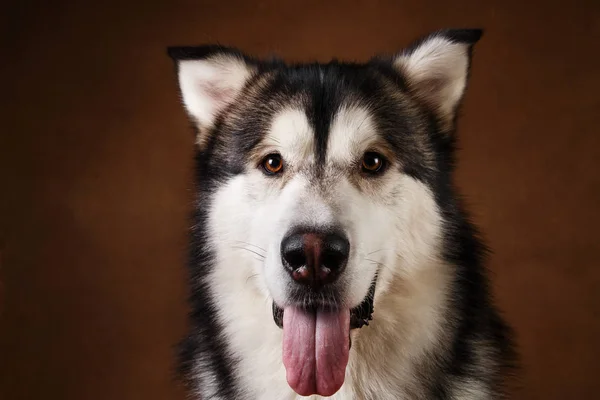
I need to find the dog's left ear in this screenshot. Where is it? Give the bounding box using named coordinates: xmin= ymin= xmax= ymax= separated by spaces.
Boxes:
xmin=392 ymin=29 xmax=483 ymax=131
xmin=167 ymin=46 xmax=256 ymax=145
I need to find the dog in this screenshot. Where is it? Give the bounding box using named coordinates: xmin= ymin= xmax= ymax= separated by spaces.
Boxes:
xmin=167 ymin=28 xmax=516 ymax=399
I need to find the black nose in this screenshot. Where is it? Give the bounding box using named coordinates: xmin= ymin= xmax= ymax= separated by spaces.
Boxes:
xmin=280 ymin=229 xmax=350 ymax=288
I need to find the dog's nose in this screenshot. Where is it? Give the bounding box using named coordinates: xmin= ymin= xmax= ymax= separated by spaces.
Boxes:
xmin=281 ymin=229 xmax=349 ymax=288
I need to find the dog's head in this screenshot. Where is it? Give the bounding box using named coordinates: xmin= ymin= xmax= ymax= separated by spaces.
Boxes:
xmin=169 ymin=29 xmax=482 ymax=397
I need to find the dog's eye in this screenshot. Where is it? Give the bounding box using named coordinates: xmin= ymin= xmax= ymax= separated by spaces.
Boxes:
xmin=361 ymin=152 xmax=385 ymax=174
xmin=261 ymin=153 xmax=284 ymax=175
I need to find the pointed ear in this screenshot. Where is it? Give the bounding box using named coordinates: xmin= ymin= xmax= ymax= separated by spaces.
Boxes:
xmin=167 ymin=46 xmax=256 ymax=137
xmin=393 ymin=29 xmax=483 ymax=130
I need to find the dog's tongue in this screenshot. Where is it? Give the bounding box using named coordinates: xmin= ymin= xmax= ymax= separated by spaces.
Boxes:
xmin=282 ymin=306 xmax=350 ymax=397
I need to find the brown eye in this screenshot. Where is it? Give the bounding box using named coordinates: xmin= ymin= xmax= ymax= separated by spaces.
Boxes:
xmin=262 ymin=153 xmax=284 ymax=175
xmin=361 ymin=152 xmax=385 ymax=174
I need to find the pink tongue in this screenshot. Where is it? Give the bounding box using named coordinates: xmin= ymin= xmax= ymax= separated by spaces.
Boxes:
xmin=282 ymin=306 xmax=350 ymax=397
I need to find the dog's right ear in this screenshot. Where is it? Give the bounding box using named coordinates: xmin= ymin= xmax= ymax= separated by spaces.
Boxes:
xmin=167 ymin=46 xmax=256 ymax=143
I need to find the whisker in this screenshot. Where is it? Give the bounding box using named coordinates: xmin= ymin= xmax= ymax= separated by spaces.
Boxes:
xmin=366 ymin=249 xmax=388 ymax=256
xmin=245 ymin=273 xmax=260 ymax=285
xmin=356 ymin=114 xmax=372 ymax=134
xmin=231 ymin=246 xmax=266 ymax=259
xmin=365 ymin=258 xmax=393 ymax=273
xmin=232 ymin=241 xmax=267 ymax=253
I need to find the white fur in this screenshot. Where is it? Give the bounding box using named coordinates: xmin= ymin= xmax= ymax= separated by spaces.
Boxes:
xmin=451 ymin=380 xmax=491 ymax=400
xmin=394 ymin=35 xmax=470 ymax=126
xmin=176 ymin=55 xmax=253 ymax=138
xmin=199 ymin=105 xmax=459 ymax=399
xmin=327 ymin=105 xmax=377 ymax=165
xmin=266 ymin=108 xmax=316 ymax=167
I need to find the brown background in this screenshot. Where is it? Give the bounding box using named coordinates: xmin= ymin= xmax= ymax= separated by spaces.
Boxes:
xmin=1 ymin=0 xmax=599 ymax=399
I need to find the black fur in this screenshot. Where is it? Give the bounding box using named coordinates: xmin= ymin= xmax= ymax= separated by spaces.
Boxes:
xmin=176 ymin=171 xmax=242 ymax=398
xmin=168 ymin=28 xmax=517 ymax=399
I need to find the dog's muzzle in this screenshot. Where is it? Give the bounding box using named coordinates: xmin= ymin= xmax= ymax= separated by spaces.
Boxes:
xmin=273 ymin=226 xmax=378 ymax=397
xmin=273 ymin=226 xmax=377 ymax=330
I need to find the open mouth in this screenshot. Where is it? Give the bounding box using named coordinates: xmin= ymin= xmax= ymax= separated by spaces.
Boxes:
xmin=272 ymin=279 xmax=376 ymax=330
xmin=271 ymin=279 xmax=377 ymax=397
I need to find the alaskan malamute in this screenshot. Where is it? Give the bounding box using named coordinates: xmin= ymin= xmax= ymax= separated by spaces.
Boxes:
xmin=168 ymin=28 xmax=516 ymax=399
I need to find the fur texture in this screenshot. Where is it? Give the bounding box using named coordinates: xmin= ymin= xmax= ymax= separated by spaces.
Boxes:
xmin=167 ymin=28 xmax=517 ymax=399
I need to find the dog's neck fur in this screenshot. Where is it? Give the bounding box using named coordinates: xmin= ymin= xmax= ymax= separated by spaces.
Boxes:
xmin=344 ymin=259 xmax=456 ymax=400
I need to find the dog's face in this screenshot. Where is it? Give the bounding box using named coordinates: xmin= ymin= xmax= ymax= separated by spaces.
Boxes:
xmin=170 ymin=29 xmax=482 ymax=397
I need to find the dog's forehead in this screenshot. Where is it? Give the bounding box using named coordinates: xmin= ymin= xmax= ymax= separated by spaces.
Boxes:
xmin=228 ymin=62 xmax=427 ymax=177
xmin=265 ymin=101 xmax=377 ymax=166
